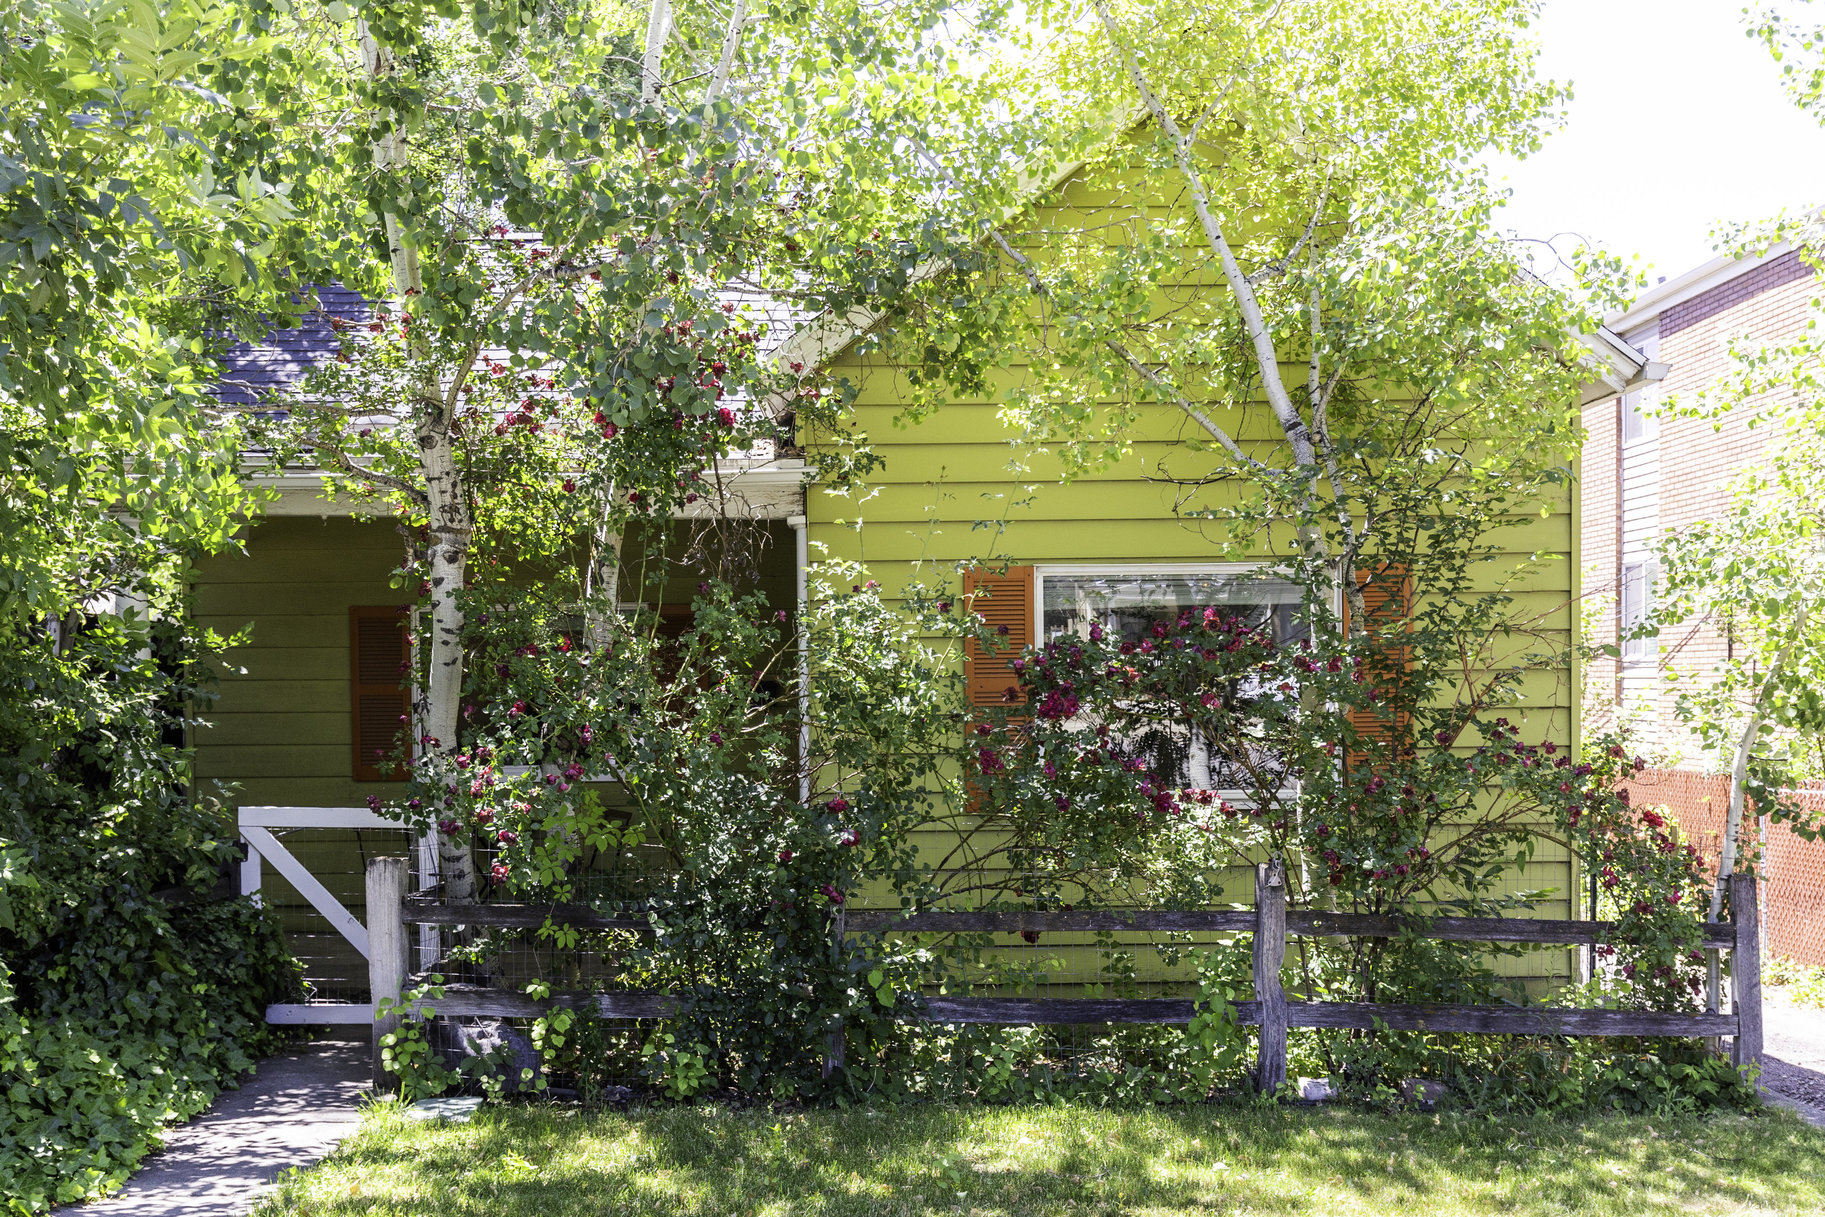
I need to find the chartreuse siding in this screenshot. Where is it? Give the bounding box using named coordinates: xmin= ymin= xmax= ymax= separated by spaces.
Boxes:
xmin=187 ymin=515 xmax=412 ymax=991
xmin=190 ymin=515 xmax=799 ymax=805
xmin=191 ymin=515 xmax=409 ymax=807
xmin=805 ymin=172 xmax=1579 ymax=990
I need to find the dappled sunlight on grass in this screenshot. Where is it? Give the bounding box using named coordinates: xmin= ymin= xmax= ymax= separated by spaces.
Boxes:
xmin=256 ymin=1101 xmax=1825 ymax=1217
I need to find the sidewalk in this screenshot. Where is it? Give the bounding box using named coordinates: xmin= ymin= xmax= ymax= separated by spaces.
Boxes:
xmin=1762 ymin=993 xmax=1825 ymax=1127
xmin=76 ymin=1038 xmax=369 ymax=1217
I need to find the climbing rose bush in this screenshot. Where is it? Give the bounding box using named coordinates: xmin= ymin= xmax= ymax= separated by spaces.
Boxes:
xmin=374 ymin=571 xmax=966 ymax=1098
xmin=967 ymin=607 xmax=1714 ymax=1009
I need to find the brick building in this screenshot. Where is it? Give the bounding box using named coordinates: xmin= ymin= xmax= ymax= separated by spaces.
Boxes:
xmin=1581 ymin=247 xmax=1825 ymax=965
xmin=1582 ymin=247 xmax=1819 ymax=750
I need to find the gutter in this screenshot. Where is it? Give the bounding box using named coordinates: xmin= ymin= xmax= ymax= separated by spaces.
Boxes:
xmin=1576 ymin=324 xmax=1669 ymax=407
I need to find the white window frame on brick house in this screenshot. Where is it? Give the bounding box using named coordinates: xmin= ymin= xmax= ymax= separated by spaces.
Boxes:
xmin=1620 ymin=387 xmax=1658 ymax=446
xmin=1619 ymin=560 xmax=1657 ymax=661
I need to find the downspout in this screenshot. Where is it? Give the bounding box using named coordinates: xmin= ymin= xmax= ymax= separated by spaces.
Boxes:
xmin=792 ymin=514 xmax=810 ymax=805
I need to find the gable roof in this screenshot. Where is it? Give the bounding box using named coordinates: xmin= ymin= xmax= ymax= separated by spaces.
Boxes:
xmin=767 ymin=117 xmax=1663 ymax=408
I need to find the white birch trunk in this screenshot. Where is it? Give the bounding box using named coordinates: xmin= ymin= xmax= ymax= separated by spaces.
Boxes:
xmin=584 ymin=489 xmax=622 ymax=650
xmin=1709 ymin=604 xmax=1807 ymax=923
xmin=361 ymin=16 xmax=476 ymax=903
xmin=641 ymin=0 xmax=672 ymax=106
xmin=420 ymin=422 xmax=476 ymax=902
xmin=704 ymin=0 xmax=747 ymax=105
xmin=1088 ymin=0 xmax=1363 ymax=629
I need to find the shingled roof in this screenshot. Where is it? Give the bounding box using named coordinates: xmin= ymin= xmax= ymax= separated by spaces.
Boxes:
xmin=214 ymin=284 xmax=374 ymax=409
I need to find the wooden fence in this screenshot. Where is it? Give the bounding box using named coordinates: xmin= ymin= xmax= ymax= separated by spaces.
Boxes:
xmin=364 ymin=858 xmax=1764 ymax=1093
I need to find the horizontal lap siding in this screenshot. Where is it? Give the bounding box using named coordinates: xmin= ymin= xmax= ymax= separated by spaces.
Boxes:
xmin=803 ymin=164 xmax=1578 ymax=984
xmin=813 ymin=442 xmax=1571 ymax=975
xmin=190 ymin=515 xmax=408 ymax=807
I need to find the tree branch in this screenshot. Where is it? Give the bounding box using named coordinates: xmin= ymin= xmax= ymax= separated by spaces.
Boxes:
xmin=704 ymin=0 xmax=748 ymax=106
xmin=986 ymin=229 xmax=1260 ymax=469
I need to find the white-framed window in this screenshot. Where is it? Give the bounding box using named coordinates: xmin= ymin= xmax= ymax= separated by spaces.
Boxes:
xmin=1033 ymin=564 xmax=1310 ymax=794
xmin=1035 ymin=564 xmax=1310 ymax=648
xmin=1620 ymin=389 xmax=1658 ymax=446
xmin=1619 ymin=561 xmax=1656 ymax=661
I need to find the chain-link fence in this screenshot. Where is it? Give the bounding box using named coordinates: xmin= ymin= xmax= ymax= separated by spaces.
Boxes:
xmin=1623 ymin=767 xmax=1825 ymax=966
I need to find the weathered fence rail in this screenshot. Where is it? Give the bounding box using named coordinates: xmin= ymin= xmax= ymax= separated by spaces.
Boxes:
xmin=363 ymin=858 xmax=1764 ymax=1094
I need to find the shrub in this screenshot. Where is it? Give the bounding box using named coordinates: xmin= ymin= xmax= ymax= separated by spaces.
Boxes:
xmin=0 ymin=615 xmax=300 ymax=1213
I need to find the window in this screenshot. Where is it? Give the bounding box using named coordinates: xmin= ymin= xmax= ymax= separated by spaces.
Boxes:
xmin=1035 ymin=565 xmax=1309 ymax=793
xmin=1039 ymin=566 xmax=1308 ymax=649
xmin=350 ymin=606 xmax=413 ymax=781
xmin=1621 ymin=390 xmax=1658 ymax=445
xmin=1619 ymin=562 xmax=1656 ymax=660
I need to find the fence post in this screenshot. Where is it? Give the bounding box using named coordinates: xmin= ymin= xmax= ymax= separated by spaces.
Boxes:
xmin=366 ymin=856 xmax=411 ymax=1092
xmin=1729 ymin=870 xmax=1763 ymax=1080
xmin=823 ymin=906 xmax=847 ymax=1080
xmin=1253 ymin=860 xmax=1288 ymax=1096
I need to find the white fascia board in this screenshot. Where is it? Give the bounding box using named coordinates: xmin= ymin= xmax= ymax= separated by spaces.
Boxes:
xmin=244 ymin=470 xmax=388 ymax=518
xmin=1607 ymin=246 xmax=1793 ymax=334
xmin=1575 ymin=324 xmax=1668 ymax=407
xmin=246 ymin=460 xmax=811 ymax=520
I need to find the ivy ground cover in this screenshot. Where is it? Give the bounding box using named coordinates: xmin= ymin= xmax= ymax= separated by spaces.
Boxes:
xmin=255 ymin=1102 xmax=1825 ymax=1217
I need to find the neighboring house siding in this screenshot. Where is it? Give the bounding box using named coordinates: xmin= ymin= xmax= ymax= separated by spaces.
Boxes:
xmin=1654 ymin=267 xmax=1814 ymax=765
xmin=191 ymin=516 xmax=408 ymax=807
xmin=1583 ymin=253 xmax=1819 ymax=767
xmin=1580 ymin=377 xmax=1620 ymax=717
xmin=1618 ymin=323 xmax=1662 ymax=738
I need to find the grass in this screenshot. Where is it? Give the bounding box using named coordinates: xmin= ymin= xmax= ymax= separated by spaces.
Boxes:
xmin=254 ymin=1100 xmax=1825 ymax=1217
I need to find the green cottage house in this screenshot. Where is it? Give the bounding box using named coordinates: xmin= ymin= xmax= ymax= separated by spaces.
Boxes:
xmin=192 ymin=160 xmax=1663 ymax=1020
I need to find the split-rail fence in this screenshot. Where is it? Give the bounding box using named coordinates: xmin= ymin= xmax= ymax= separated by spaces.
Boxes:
xmin=364 ymin=857 xmax=1763 ymax=1093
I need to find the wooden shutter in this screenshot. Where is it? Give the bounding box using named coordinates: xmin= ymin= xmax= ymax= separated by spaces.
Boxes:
xmin=350 ymin=606 xmax=413 ymax=782
xmin=962 ymin=566 xmax=1034 ymax=711
xmin=1343 ymin=565 xmax=1412 ymax=768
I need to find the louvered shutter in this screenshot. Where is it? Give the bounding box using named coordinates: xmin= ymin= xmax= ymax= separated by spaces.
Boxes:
xmin=962 ymin=566 xmax=1034 ymax=712
xmin=350 ymin=606 xmax=413 ymax=781
xmin=1343 ymin=565 xmax=1412 ymax=768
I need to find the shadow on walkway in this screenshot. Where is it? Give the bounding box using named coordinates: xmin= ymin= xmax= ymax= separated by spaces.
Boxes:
xmin=75 ymin=1038 xmax=369 ymax=1217
xmin=1762 ymin=997 xmax=1825 ymax=1128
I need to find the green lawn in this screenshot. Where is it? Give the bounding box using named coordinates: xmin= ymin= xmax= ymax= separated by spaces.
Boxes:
xmin=255 ymin=1101 xmax=1825 ymax=1217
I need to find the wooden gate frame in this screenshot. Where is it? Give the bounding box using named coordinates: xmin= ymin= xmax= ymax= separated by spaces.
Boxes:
xmin=240 ymin=806 xmax=437 ymax=1025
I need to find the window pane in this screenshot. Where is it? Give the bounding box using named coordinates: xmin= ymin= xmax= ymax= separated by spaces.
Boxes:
xmin=1621 ymin=391 xmax=1658 ymax=445
xmin=1041 ymin=571 xmax=1309 ymax=648
xmin=1620 ymin=562 xmax=1655 ymax=660
xmin=1039 ymin=570 xmax=1306 ymax=796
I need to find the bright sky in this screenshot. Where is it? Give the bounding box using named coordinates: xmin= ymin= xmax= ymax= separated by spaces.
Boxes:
xmin=1489 ymin=0 xmax=1825 ymax=288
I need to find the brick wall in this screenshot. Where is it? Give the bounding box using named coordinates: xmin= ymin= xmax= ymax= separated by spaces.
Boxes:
xmin=1660 ymin=251 xmax=1812 ymax=338
xmin=1648 ymin=267 xmax=1815 ymax=761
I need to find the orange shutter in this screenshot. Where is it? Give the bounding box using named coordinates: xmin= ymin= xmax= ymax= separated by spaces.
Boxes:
xmin=962 ymin=566 xmax=1034 ymax=711
xmin=350 ymin=606 xmax=413 ymax=781
xmin=1343 ymin=565 xmax=1412 ymax=767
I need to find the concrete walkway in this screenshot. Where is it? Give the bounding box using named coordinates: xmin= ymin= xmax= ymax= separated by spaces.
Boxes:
xmin=76 ymin=1038 xmax=369 ymax=1217
xmin=1762 ymin=994 xmax=1825 ymax=1127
